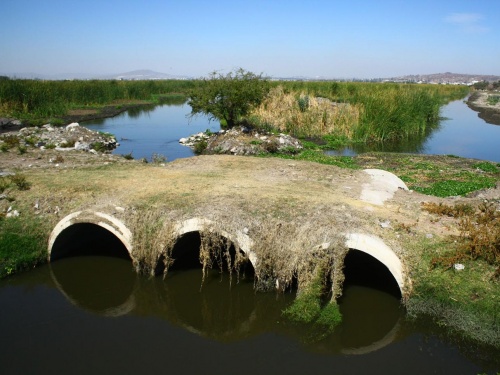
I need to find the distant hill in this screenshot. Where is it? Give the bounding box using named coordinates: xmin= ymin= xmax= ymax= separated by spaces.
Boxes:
xmin=0 ymin=69 xmax=192 ymax=80
xmin=389 ymin=72 xmax=500 ymax=85
xmin=99 ymin=69 xmax=192 ymax=80
xmin=1 ymin=70 xmax=499 ymax=83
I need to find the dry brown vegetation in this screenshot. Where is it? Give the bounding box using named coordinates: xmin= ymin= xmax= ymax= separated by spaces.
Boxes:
xmin=251 ymin=86 xmax=362 ymax=138
xmin=422 ymin=202 xmax=500 ymax=278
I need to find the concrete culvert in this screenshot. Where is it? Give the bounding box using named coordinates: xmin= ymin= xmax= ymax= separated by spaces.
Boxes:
xmin=342 ymin=249 xmax=402 ymax=299
xmin=50 ymin=223 xmax=131 ymax=261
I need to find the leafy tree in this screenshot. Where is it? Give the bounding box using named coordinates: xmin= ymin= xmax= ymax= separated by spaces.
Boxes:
xmin=188 ymin=68 xmax=270 ymax=128
xmin=473 ymin=80 xmax=489 ymax=90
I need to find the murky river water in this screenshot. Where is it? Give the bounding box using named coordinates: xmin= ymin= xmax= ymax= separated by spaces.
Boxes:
xmin=1 ymin=254 xmax=498 ymax=374
xmin=1 ymin=99 xmax=499 ymax=373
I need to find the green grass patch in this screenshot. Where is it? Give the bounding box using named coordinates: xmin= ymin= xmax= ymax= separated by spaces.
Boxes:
xmin=355 ymin=153 xmax=499 ymax=198
xmin=473 ymin=161 xmax=499 ymax=173
xmin=0 ymin=216 xmax=48 ymax=278
xmin=274 ymin=149 xmax=359 ymax=169
xmin=486 ymin=95 xmax=500 ymax=106
xmin=413 ymin=177 xmax=496 ymax=197
xmin=407 ymin=244 xmax=499 ymax=347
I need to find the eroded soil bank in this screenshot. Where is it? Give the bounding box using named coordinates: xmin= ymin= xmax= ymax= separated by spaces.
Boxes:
xmin=467 ymin=91 xmax=500 ymax=125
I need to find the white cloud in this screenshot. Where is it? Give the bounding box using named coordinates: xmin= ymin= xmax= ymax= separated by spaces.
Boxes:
xmin=444 ymin=13 xmax=482 ymax=24
xmin=444 ymin=12 xmax=488 ymax=33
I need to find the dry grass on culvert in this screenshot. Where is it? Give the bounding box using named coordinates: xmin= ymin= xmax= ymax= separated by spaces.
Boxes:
xmin=130 ymin=208 xmax=177 ymax=276
xmin=252 ymin=86 xmax=362 ymax=138
xmin=129 ymin=195 xmax=354 ymax=301
xmin=249 ymin=216 xmax=348 ymax=299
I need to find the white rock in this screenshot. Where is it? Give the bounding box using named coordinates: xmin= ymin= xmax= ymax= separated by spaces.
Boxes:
xmin=453 ymin=263 xmax=465 ymax=271
xmin=66 ymin=123 xmax=80 ymax=131
xmin=74 ymin=141 xmax=90 ymax=151
xmin=379 ymin=220 xmax=391 ymax=228
xmin=6 ymin=210 xmax=19 ymax=218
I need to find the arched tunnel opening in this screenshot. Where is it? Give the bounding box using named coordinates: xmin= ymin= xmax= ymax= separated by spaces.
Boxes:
xmin=51 ymin=223 xmax=131 ymax=261
xmin=337 ymin=249 xmax=404 ymax=351
xmin=155 ymin=231 xmax=255 ymax=279
xmin=342 ymin=249 xmax=402 ymax=299
xmin=49 ymin=223 xmax=136 ymax=317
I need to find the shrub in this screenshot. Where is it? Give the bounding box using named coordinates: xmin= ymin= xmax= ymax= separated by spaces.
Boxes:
xmin=473 ymin=161 xmax=498 ymax=173
xmin=122 ymin=152 xmax=134 ymax=160
xmin=151 ymin=152 xmax=167 ymax=163
xmin=0 ymin=135 xmax=19 ymax=149
xmin=0 ymin=177 xmax=9 ymax=193
xmin=424 ymin=202 xmax=500 ymax=279
xmin=194 ymin=140 xmax=207 ymax=155
xmin=90 ymin=142 xmax=106 ymax=152
xmin=60 ymin=139 xmax=76 ymax=148
xmin=9 ymin=174 xmax=31 ymax=191
xmin=17 ymin=145 xmax=27 ymax=155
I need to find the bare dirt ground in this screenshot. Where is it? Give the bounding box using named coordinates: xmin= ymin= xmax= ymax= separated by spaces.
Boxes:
xmin=3 ymin=147 xmax=498 ymax=256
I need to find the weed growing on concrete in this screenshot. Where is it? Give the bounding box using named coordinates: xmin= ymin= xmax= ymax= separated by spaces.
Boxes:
xmin=247 ymin=214 xmax=348 ymax=328
xmin=199 ymin=228 xmax=247 ymax=287
xmin=130 ymin=208 xmax=176 ymax=277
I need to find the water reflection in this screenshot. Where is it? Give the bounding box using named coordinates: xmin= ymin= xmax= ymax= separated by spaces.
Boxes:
xmin=326 ymin=99 xmax=500 ymax=162
xmin=84 ymin=103 xmax=219 ymax=161
xmin=48 ymin=255 xmax=405 ymax=351
xmin=1 ymin=255 xmax=497 ymax=374
xmin=50 ymin=256 xmax=137 ymax=317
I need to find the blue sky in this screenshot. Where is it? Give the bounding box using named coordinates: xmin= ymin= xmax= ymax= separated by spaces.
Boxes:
xmin=1 ymin=0 xmax=499 ymax=78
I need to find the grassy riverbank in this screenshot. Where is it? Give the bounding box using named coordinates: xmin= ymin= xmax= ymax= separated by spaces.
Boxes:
xmin=1 ymin=79 xmax=468 ymax=141
xmin=0 ymin=79 xmax=194 ymax=125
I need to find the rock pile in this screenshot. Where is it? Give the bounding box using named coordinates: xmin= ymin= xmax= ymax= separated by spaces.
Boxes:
xmin=180 ymin=126 xmax=303 ymax=156
xmin=1 ymin=123 xmax=118 ymax=153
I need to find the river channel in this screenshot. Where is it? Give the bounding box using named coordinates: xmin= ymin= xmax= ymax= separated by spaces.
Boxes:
xmin=1 ymin=99 xmax=499 ymax=374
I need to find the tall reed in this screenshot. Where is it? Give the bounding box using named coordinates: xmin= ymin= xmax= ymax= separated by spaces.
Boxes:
xmin=255 ymin=81 xmax=469 ymax=144
xmin=0 ymin=79 xmax=195 ymax=119
xmin=252 ymin=86 xmax=362 ymax=138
